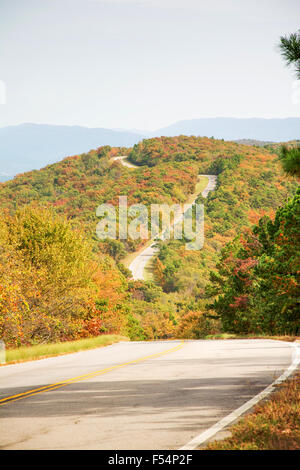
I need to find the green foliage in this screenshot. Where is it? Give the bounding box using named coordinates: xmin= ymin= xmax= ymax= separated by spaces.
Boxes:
xmin=207 ymin=153 xmax=242 ymax=174
xmin=126 ymin=314 xmax=146 ymax=341
xmin=130 ymin=136 xmax=249 ymax=173
xmin=101 ymin=239 xmax=127 ymax=261
xmin=279 ymin=30 xmax=300 ymax=79
xmin=6 ymin=206 xmax=92 ymax=282
xmin=279 ymin=145 xmax=300 ymax=178
xmin=207 ymin=189 xmax=300 ymax=335
xmin=277 ymin=31 xmax=300 ymax=179
xmin=0 ymin=206 xmax=92 ymax=346
xmin=176 ymin=311 xmax=219 ymax=339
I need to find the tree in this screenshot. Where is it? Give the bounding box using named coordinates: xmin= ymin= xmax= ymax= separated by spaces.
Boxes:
xmin=0 ymin=206 xmax=129 ymax=346
xmin=279 ymin=145 xmax=300 ymax=178
xmin=278 ymin=31 xmax=300 ymax=178
xmin=100 ymin=239 xmax=127 ymax=261
xmin=279 ymin=30 xmax=300 ymax=79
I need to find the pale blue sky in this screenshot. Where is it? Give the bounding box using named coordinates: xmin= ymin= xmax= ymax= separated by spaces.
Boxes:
xmin=0 ymin=0 xmax=299 ymax=130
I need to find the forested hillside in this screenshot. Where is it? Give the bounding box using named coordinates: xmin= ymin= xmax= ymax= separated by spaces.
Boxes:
xmin=0 ymin=136 xmax=298 ymax=346
xmin=207 ymin=188 xmax=300 ymax=335
xmin=0 ymin=145 xmax=198 ymax=256
xmin=129 ymin=138 xmax=296 ymax=278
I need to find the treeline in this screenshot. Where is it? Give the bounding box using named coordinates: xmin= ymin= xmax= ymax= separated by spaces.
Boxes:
xmin=129 ymin=135 xmax=254 ymax=170
xmin=150 ymin=139 xmax=299 ymax=337
xmin=152 ymin=141 xmax=297 ymax=293
xmin=0 ymin=142 xmax=199 ymax=346
xmin=207 ymin=188 xmax=299 ymax=334
xmin=0 ymin=145 xmax=198 ymax=258
xmin=0 ymin=205 xmax=180 ymax=347
xmin=0 ymin=136 xmax=298 ymax=346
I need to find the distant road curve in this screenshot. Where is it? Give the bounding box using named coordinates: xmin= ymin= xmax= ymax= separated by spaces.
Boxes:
xmin=111 ymin=155 xmax=217 ymax=280
xmin=111 ymin=155 xmax=138 ymax=168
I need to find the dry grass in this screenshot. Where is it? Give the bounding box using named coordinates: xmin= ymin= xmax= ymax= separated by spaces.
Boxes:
xmin=205 ymin=372 xmax=300 ymax=450
xmin=2 ymin=335 xmax=129 ymax=365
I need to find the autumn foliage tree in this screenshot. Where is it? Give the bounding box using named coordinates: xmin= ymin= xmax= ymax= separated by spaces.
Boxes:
xmin=0 ymin=206 xmax=128 ymax=346
xmin=207 ymin=188 xmax=300 ymax=335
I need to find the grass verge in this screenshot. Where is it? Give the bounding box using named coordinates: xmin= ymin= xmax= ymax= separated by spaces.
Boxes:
xmin=185 ymin=175 xmax=209 ymax=204
xmin=143 ymin=254 xmax=156 ymax=282
xmin=205 ymin=372 xmax=300 ymax=450
xmin=3 ymin=335 xmax=129 ymax=365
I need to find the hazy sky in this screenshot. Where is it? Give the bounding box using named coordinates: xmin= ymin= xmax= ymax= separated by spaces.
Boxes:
xmin=0 ymin=0 xmax=299 ymax=130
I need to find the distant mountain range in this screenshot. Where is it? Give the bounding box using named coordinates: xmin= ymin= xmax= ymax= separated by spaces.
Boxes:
xmin=0 ymin=118 xmax=299 ymax=180
xmin=0 ymin=123 xmax=144 ymax=180
xmin=150 ymin=117 xmax=300 ymax=141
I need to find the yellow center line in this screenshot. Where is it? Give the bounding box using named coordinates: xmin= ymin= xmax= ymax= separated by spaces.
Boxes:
xmin=0 ymin=341 xmax=185 ymax=406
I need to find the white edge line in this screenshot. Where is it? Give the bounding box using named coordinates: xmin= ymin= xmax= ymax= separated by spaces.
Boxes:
xmin=179 ymin=342 xmax=300 ymax=450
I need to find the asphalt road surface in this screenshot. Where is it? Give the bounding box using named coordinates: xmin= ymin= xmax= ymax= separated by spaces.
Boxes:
xmin=111 ymin=155 xmax=138 ymax=168
xmin=0 ymin=339 xmax=296 ymax=450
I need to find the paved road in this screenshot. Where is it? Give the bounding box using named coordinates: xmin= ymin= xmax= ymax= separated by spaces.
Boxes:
xmin=111 ymin=155 xmax=138 ymax=168
xmin=111 ymin=155 xmax=217 ymax=280
xmin=0 ymin=339 xmax=296 ymax=450
xmin=129 ymin=174 xmax=217 ymax=280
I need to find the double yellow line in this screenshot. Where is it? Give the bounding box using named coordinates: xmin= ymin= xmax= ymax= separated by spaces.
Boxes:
xmin=0 ymin=341 xmax=185 ymax=406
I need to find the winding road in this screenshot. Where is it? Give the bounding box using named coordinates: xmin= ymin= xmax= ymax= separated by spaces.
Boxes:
xmin=1 ymin=158 xmax=296 ymax=450
xmin=111 ymin=156 xmax=217 ymax=280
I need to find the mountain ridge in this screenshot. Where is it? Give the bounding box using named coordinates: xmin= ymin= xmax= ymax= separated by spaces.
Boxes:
xmin=0 ymin=123 xmax=145 ymax=179
xmin=149 ymin=117 xmax=300 ymax=141
xmin=1 ymin=118 xmax=299 ymax=179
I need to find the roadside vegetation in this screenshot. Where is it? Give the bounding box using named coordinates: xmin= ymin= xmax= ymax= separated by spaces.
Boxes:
xmin=205 ymin=372 xmax=300 ymax=450
xmin=3 ymin=335 xmax=128 ymax=364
